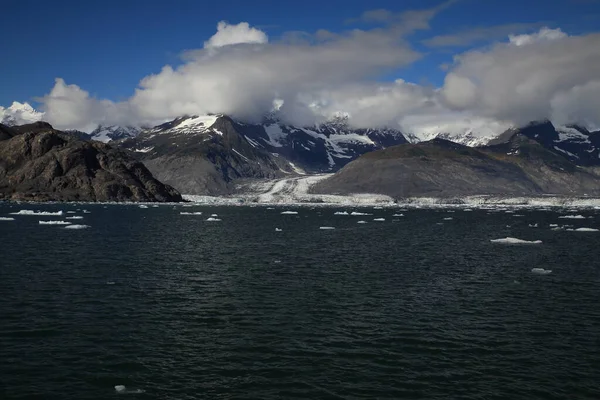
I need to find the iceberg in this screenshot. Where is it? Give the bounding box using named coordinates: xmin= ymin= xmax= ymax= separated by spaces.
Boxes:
xmin=334 ymin=211 xmax=349 ymax=215
xmin=64 ymin=224 xmax=90 ymax=229
xmin=569 ymin=227 xmax=599 ymax=232
xmin=528 ymin=223 xmax=538 ymax=227
xmin=531 ymin=268 xmax=552 ymax=274
xmin=490 ymin=237 xmax=542 ymax=244
xmin=559 ymin=215 xmax=586 ymax=219
xmin=275 ymin=228 xmax=283 ymax=232
xmin=66 ymin=216 xmax=84 ymax=220
xmin=281 ymin=211 xmax=298 ymax=215
xmin=357 ymin=220 xmax=367 ymax=224
xmin=0 ymin=217 xmax=15 ymax=221
xmin=373 ymin=218 xmax=385 ymax=221
xmin=139 ymin=205 xmax=148 ymax=209
xmin=206 ymin=217 xmax=221 ymax=221
xmin=392 ymin=214 xmax=404 ymax=217
xmin=10 ymin=210 xmax=63 ymax=216
xmin=319 ymin=226 xmax=335 ymax=230
xmin=39 ymin=220 xmax=71 ymax=225
xmin=114 ymin=385 xmax=145 ymax=394
xmin=180 ymin=212 xmax=203 ymax=215
xmin=443 ymin=217 xmax=453 ymax=221
xmin=350 ymin=211 xmax=371 ymax=216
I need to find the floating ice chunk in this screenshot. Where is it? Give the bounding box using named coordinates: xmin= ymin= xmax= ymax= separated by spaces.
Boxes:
xmin=463 ymin=209 xmax=473 ymax=212
xmin=210 ymin=214 xmax=218 ymax=217
xmin=64 ymin=224 xmax=90 ymax=229
xmin=529 ymin=223 xmax=538 ymax=228
xmin=266 ymin=207 xmax=275 ymax=210
xmin=513 ymin=214 xmax=524 ymax=217
xmin=275 ymin=228 xmax=282 ymax=232
xmin=392 ymin=214 xmax=404 ymax=217
xmin=357 ymin=220 xmax=367 ymax=224
xmin=0 ymin=217 xmax=15 ymax=221
xmin=549 ymin=224 xmax=558 ymax=227
xmin=206 ymin=217 xmax=221 ymax=221
xmin=374 ymin=207 xmax=383 ymax=210
xmin=152 ymin=205 xmax=159 ymax=208
xmin=180 ymin=212 xmax=202 ymax=215
xmin=67 ymin=211 xmax=76 ymax=214
xmin=11 ymin=210 xmax=63 ymax=216
xmin=66 ymin=216 xmax=84 ymax=220
xmin=82 ymin=210 xmax=91 ymax=214
xmin=436 ymin=222 xmax=444 ymax=225
xmin=351 ymin=211 xmax=371 ymax=216
xmin=115 ymin=385 xmax=126 ymax=393
xmin=334 ymin=211 xmax=349 ymax=215
xmin=281 ymin=211 xmax=298 ymax=215
xmin=39 ymin=220 xmax=71 ymax=225
xmin=373 ymin=218 xmax=385 ymax=221
xmin=559 ymin=215 xmax=586 ymax=219
xmin=114 ymin=385 xmax=145 ymax=394
xmin=443 ymin=217 xmax=453 ymax=221
xmin=139 ymin=205 xmax=148 ymax=209
xmin=571 ymin=227 xmax=599 ymax=232
xmin=531 ymin=268 xmax=552 ymax=274
xmin=319 ymin=226 xmax=335 ymax=230
xmin=490 ymin=237 xmax=542 ymax=244
xmin=505 ymin=210 xmax=514 ymax=214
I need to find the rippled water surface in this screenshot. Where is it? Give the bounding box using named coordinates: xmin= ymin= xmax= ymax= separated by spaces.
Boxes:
xmin=1 ymin=203 xmax=600 ymax=399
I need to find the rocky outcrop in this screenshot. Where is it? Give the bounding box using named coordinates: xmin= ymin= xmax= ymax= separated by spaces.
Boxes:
xmin=0 ymin=122 xmax=182 ymax=202
xmin=312 ymin=136 xmax=600 ymax=198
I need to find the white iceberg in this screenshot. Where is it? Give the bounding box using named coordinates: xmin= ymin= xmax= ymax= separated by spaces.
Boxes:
xmin=350 ymin=211 xmax=370 ymax=216
xmin=82 ymin=210 xmax=91 ymax=214
xmin=549 ymin=224 xmax=558 ymax=227
xmin=490 ymin=237 xmax=542 ymax=244
xmin=392 ymin=213 xmax=404 ymax=217
xmin=528 ymin=223 xmax=538 ymax=228
xmin=531 ymin=268 xmax=552 ymax=274
xmin=357 ymin=220 xmax=367 ymax=224
xmin=210 ymin=214 xmax=218 ymax=217
xmin=559 ymin=215 xmax=586 ymax=219
xmin=114 ymin=385 xmax=145 ymax=394
xmin=66 ymin=216 xmax=84 ymax=220
xmin=275 ymin=228 xmax=283 ymax=232
xmin=139 ymin=205 xmax=148 ymax=209
xmin=67 ymin=211 xmax=76 ymax=214
xmin=570 ymin=227 xmax=599 ymax=232
xmin=334 ymin=211 xmax=349 ymax=215
xmin=0 ymin=217 xmax=15 ymax=221
xmin=10 ymin=210 xmax=63 ymax=216
xmin=373 ymin=218 xmax=385 ymax=221
xmin=64 ymin=224 xmax=90 ymax=229
xmin=180 ymin=212 xmax=203 ymax=215
xmin=39 ymin=220 xmax=71 ymax=225
xmin=319 ymin=226 xmax=335 ymax=230
xmin=443 ymin=217 xmax=453 ymax=221
xmin=206 ymin=217 xmax=221 ymax=221
xmin=281 ymin=211 xmax=298 ymax=215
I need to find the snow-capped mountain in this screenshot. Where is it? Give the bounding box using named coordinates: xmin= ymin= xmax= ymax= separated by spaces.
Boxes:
xmin=89 ymin=125 xmax=142 ymax=142
xmin=0 ymin=102 xmax=44 ymax=126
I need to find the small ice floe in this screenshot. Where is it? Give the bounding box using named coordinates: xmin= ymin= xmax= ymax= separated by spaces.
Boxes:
xmin=10 ymin=210 xmax=63 ymax=216
xmin=549 ymin=224 xmax=559 ymax=227
xmin=319 ymin=226 xmax=335 ymax=230
xmin=490 ymin=237 xmax=542 ymax=244
xmin=374 ymin=206 xmax=383 ymax=210
xmin=152 ymin=205 xmax=159 ymax=208
xmin=531 ymin=268 xmax=552 ymax=275
xmin=273 ymin=260 xmax=282 ymax=264
xmin=180 ymin=212 xmax=202 ymax=215
xmin=114 ymin=385 xmax=145 ymax=394
xmin=281 ymin=211 xmax=298 ymax=215
xmin=513 ymin=214 xmax=525 ymax=217
xmin=443 ymin=217 xmax=453 ymax=221
xmin=275 ymin=228 xmax=283 ymax=232
xmin=568 ymin=227 xmax=599 ymax=232
xmin=64 ymin=224 xmax=90 ymax=229
xmin=206 ymin=217 xmax=221 ymax=222
xmin=210 ymin=214 xmax=218 ymax=217
xmin=436 ymin=222 xmax=444 ymax=225
xmin=505 ymin=210 xmax=514 ymax=214
xmin=351 ymin=211 xmax=371 ymax=216
xmin=0 ymin=217 xmax=15 ymax=221
xmin=392 ymin=214 xmax=404 ymax=217
xmin=67 ymin=211 xmax=76 ymax=214
xmin=357 ymin=220 xmax=367 ymax=224
xmin=266 ymin=207 xmax=275 ymax=210
xmin=334 ymin=211 xmax=349 ymax=215
xmin=39 ymin=220 xmax=71 ymax=225
xmin=529 ymin=223 xmax=538 ymax=228
xmin=463 ymin=208 xmax=473 ymax=212
xmin=66 ymin=216 xmax=84 ymax=220
xmin=139 ymin=205 xmax=148 ymax=209
xmin=106 ymin=281 xmax=116 ymax=285
xmin=506 ymin=225 xmax=511 ymax=228
xmin=373 ymin=218 xmax=385 ymax=222
xmin=559 ymin=215 xmax=586 ymax=219
xmin=82 ymin=210 xmax=91 ymax=214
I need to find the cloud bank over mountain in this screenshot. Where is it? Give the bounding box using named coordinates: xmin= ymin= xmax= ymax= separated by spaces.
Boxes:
xmin=4 ymin=2 xmax=599 ymax=135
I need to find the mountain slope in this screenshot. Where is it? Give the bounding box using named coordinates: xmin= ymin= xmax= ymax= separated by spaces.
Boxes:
xmin=0 ymin=122 xmax=182 ymax=202
xmin=312 ymin=135 xmax=600 ymax=198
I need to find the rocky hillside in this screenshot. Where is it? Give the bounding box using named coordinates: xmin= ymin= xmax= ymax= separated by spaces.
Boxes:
xmin=312 ymin=134 xmax=600 ymax=198
xmin=0 ymin=122 xmax=182 ymax=202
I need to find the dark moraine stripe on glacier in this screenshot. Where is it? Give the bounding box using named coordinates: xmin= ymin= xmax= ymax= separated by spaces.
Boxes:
xmin=1 ymin=203 xmax=600 ymax=399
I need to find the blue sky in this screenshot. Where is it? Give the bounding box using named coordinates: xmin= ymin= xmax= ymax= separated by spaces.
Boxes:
xmin=3 ymin=0 xmax=599 ymax=107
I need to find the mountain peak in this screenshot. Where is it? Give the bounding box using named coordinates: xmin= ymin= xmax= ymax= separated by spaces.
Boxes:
xmin=0 ymin=101 xmax=44 ymax=126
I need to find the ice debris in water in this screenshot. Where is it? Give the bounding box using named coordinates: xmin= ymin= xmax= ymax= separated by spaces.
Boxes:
xmin=206 ymin=217 xmax=221 ymax=222
xmin=567 ymin=227 xmax=599 ymax=232
xmin=275 ymin=228 xmax=283 ymax=232
xmin=334 ymin=211 xmax=349 ymax=215
xmin=281 ymin=211 xmax=298 ymax=215
xmin=39 ymin=220 xmax=71 ymax=225
xmin=114 ymin=385 xmax=145 ymax=394
xmin=64 ymin=224 xmax=90 ymax=229
xmin=559 ymin=215 xmax=586 ymax=219
xmin=490 ymin=237 xmax=542 ymax=244
xmin=463 ymin=209 xmax=473 ymax=212
xmin=67 ymin=211 xmax=76 ymax=214
xmin=392 ymin=214 xmax=404 ymax=217
xmin=531 ymin=268 xmax=552 ymax=274
xmin=443 ymin=217 xmax=453 ymax=221
xmin=66 ymin=216 xmax=84 ymax=220
xmin=351 ymin=211 xmax=371 ymax=216
xmin=357 ymin=220 xmax=367 ymax=224
xmin=529 ymin=223 xmax=538 ymax=228
xmin=319 ymin=226 xmax=335 ymax=230
xmin=83 ymin=210 xmax=91 ymax=214
xmin=549 ymin=224 xmax=559 ymax=227
xmin=11 ymin=210 xmax=63 ymax=216
xmin=210 ymin=214 xmax=218 ymax=217
xmin=180 ymin=212 xmax=202 ymax=215
xmin=139 ymin=205 xmax=148 ymax=209
xmin=373 ymin=218 xmax=385 ymax=222
xmin=0 ymin=217 xmax=15 ymax=221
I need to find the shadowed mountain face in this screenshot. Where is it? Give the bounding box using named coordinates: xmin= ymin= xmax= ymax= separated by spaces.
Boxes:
xmin=0 ymin=122 xmax=182 ymax=202
xmin=312 ymin=136 xmax=600 ymax=199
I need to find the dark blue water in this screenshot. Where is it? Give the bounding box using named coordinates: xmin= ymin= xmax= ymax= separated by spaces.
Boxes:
xmin=1 ymin=203 xmax=600 ymax=399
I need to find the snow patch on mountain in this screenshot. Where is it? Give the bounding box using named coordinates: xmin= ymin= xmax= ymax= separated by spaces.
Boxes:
xmin=0 ymin=102 xmax=44 ymax=126
xmin=90 ymin=125 xmax=142 ymax=142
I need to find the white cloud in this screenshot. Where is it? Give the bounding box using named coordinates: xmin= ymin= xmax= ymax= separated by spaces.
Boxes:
xmin=508 ymin=27 xmax=567 ymax=46
xmin=204 ymin=21 xmax=268 ymax=48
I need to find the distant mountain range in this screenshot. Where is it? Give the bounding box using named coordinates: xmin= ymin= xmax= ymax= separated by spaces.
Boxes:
xmin=2 ymin=102 xmax=600 ymax=199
